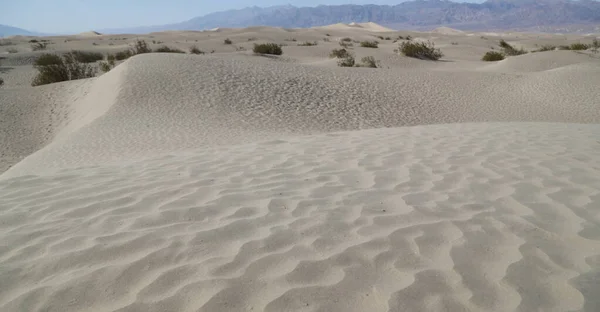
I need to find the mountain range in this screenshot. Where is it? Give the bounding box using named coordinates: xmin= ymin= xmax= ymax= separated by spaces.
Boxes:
xmin=0 ymin=24 xmax=39 ymax=37
xmin=3 ymin=0 xmax=600 ymax=37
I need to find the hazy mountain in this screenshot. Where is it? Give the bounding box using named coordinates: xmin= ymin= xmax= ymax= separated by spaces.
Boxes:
xmin=0 ymin=24 xmax=39 ymax=37
xmin=99 ymin=0 xmax=600 ymax=34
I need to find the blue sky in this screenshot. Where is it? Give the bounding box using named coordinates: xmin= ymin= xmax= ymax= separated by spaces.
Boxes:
xmin=1 ymin=0 xmax=479 ymax=34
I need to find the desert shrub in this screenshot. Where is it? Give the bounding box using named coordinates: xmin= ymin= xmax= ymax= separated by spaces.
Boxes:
xmin=535 ymin=45 xmax=556 ymax=52
xmin=189 ymin=45 xmax=205 ymax=54
xmin=558 ymin=45 xmax=571 ymax=50
xmin=298 ymin=41 xmax=318 ymax=46
xmin=99 ymin=61 xmax=112 ymax=73
xmin=0 ymin=40 xmax=14 ymax=46
xmin=337 ymin=55 xmax=355 ymax=67
xmin=570 ymin=43 xmax=589 ymax=50
xmin=326 ymin=33 xmax=331 ymax=36
xmin=329 ymin=48 xmax=350 ymax=58
xmin=498 ymin=39 xmax=527 ymax=56
xmin=114 ymin=50 xmax=134 ymax=60
xmin=0 ymin=77 xmax=4 ymax=86
xmin=341 ymin=37 xmax=352 ymax=42
xmin=155 ymin=46 xmax=185 ymax=53
xmin=32 ymin=52 xmax=96 ymax=86
xmin=224 ymin=38 xmax=233 ymax=45
xmin=405 ymin=35 xmax=412 ymax=41
xmin=29 ymin=39 xmax=39 ymax=43
xmin=247 ymin=37 xmax=258 ymax=41
xmin=253 ymin=43 xmax=283 ymax=55
xmin=451 ymin=42 xmax=459 ymax=45
xmin=132 ymin=39 xmax=151 ymax=54
xmin=482 ymin=51 xmax=505 ymax=61
xmin=385 ymin=37 xmax=392 ymax=40
xmin=70 ymin=50 xmax=104 ymax=63
xmin=377 ymin=36 xmax=384 ymax=40
xmin=31 ymin=42 xmax=48 ymax=51
xmin=398 ymin=40 xmax=443 ymax=60
xmin=107 ymin=54 xmax=116 ymax=61
xmin=360 ymin=41 xmax=379 ymax=48
xmin=7 ymin=48 xmax=18 ymax=53
xmin=592 ymin=39 xmax=599 ymax=53
xmin=359 ymin=56 xmax=379 ymax=68
xmin=323 ymin=37 xmax=330 ymax=42
xmin=339 ymin=41 xmax=353 ymax=48
xmin=285 ymin=38 xmax=297 ymax=42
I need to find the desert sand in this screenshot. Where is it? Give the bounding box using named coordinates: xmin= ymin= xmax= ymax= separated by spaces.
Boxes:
xmin=0 ymin=23 xmax=600 ymax=312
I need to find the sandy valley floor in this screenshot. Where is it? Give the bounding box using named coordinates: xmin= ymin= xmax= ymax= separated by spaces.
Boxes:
xmin=1 ymin=23 xmax=600 ymax=312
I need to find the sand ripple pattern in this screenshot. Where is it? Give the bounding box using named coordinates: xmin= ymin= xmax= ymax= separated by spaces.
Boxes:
xmin=1 ymin=123 xmax=600 ymax=312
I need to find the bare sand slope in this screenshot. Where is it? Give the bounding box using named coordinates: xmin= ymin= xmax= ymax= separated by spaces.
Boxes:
xmin=1 ymin=123 xmax=599 ymax=312
xmin=3 ymin=52 xmax=600 ymax=177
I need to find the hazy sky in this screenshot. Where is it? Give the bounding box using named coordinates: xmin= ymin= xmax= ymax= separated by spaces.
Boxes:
xmin=2 ymin=0 xmax=481 ymax=34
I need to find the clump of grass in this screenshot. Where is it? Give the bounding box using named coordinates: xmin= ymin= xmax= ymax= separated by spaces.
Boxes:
xmin=0 ymin=77 xmax=4 ymax=86
xmin=284 ymin=38 xmax=297 ymax=42
xmin=326 ymin=33 xmax=331 ymax=36
xmin=339 ymin=41 xmax=353 ymax=48
xmin=451 ymin=42 xmax=459 ymax=45
xmin=29 ymin=39 xmax=39 ymax=43
xmin=329 ymin=48 xmax=350 ymax=59
xmin=360 ymin=41 xmax=379 ymax=48
xmin=111 ymin=50 xmax=134 ymax=61
xmin=534 ymin=45 xmax=556 ymax=52
xmin=569 ymin=43 xmax=589 ymax=50
xmin=482 ymin=51 xmax=505 ymax=61
xmin=398 ymin=40 xmax=443 ymax=60
xmin=31 ymin=42 xmax=48 ymax=51
xmin=70 ymin=50 xmax=104 ymax=63
xmin=7 ymin=48 xmax=18 ymax=54
xmin=247 ymin=37 xmax=258 ymax=41
xmin=341 ymin=37 xmax=352 ymax=42
xmin=498 ymin=39 xmax=527 ymax=56
xmin=32 ymin=52 xmax=96 ymax=86
xmin=323 ymin=37 xmax=330 ymax=42
xmin=405 ymin=35 xmax=412 ymax=41
xmin=298 ymin=41 xmax=318 ymax=46
xmin=558 ymin=45 xmax=571 ymax=50
xmin=155 ymin=46 xmax=185 ymax=53
xmin=132 ymin=39 xmax=152 ymax=54
xmin=253 ymin=43 xmax=283 ymax=55
xmin=377 ymin=36 xmax=384 ymax=40
xmin=189 ymin=45 xmax=205 ymax=54
xmin=385 ymin=37 xmax=392 ymax=40
xmin=236 ymin=46 xmax=247 ymax=51
xmin=98 ymin=59 xmax=115 ymax=73
xmin=358 ymin=56 xmax=379 ymax=68
xmin=592 ymin=38 xmax=599 ymax=53
xmin=224 ymin=38 xmax=233 ymax=45
xmin=337 ymin=55 xmax=355 ymax=67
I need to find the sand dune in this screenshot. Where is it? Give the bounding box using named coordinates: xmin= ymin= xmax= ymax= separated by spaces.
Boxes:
xmin=1 ymin=24 xmax=600 ymax=312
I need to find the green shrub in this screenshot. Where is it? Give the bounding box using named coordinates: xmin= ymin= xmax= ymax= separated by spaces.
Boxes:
xmin=298 ymin=41 xmax=318 ymax=46
xmin=32 ymin=52 xmax=96 ymax=86
xmin=329 ymin=48 xmax=350 ymax=58
xmin=337 ymin=55 xmax=355 ymax=67
xmin=70 ymin=50 xmax=104 ymax=63
xmin=360 ymin=41 xmax=379 ymax=48
xmin=593 ymin=39 xmax=599 ymax=53
xmin=498 ymin=39 xmax=527 ymax=56
xmin=31 ymin=42 xmax=48 ymax=51
xmin=398 ymin=40 xmax=443 ymax=60
xmin=99 ymin=61 xmax=112 ymax=73
xmin=570 ymin=43 xmax=589 ymax=50
xmin=189 ymin=45 xmax=205 ymax=54
xmin=155 ymin=46 xmax=185 ymax=53
xmin=132 ymin=39 xmax=152 ymax=54
xmin=224 ymin=38 xmax=233 ymax=45
xmin=359 ymin=56 xmax=379 ymax=68
xmin=253 ymin=43 xmax=283 ymax=55
xmin=114 ymin=50 xmax=134 ymax=60
xmin=107 ymin=54 xmax=116 ymax=61
xmin=482 ymin=51 xmax=505 ymax=61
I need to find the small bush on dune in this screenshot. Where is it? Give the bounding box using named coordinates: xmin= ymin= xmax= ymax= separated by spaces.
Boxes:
xmin=337 ymin=55 xmax=355 ymax=67
xmin=99 ymin=61 xmax=112 ymax=73
xmin=341 ymin=37 xmax=352 ymax=42
xmin=32 ymin=53 xmax=96 ymax=86
xmin=569 ymin=43 xmax=589 ymax=50
xmin=0 ymin=77 xmax=4 ymax=86
xmin=31 ymin=42 xmax=48 ymax=51
xmin=360 ymin=41 xmax=379 ymax=48
xmin=0 ymin=40 xmax=15 ymax=46
xmin=7 ymin=48 xmax=18 ymax=53
xmin=113 ymin=50 xmax=134 ymax=60
xmin=189 ymin=45 xmax=205 ymax=54
xmin=284 ymin=38 xmax=297 ymax=42
xmin=398 ymin=40 xmax=443 ymax=60
xmin=358 ymin=56 xmax=379 ymax=68
xmin=224 ymin=38 xmax=233 ymax=45
xmin=498 ymin=39 xmax=527 ymax=56
xmin=253 ymin=43 xmax=283 ymax=55
xmin=593 ymin=38 xmax=599 ymax=53
xmin=329 ymin=48 xmax=350 ymax=58
xmin=385 ymin=37 xmax=391 ymax=40
xmin=298 ymin=41 xmax=318 ymax=46
xmin=155 ymin=46 xmax=185 ymax=53
xmin=534 ymin=45 xmax=556 ymax=52
xmin=482 ymin=51 xmax=505 ymax=61
xmin=70 ymin=50 xmax=104 ymax=63
xmin=339 ymin=41 xmax=353 ymax=48
xmin=132 ymin=39 xmax=152 ymax=54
